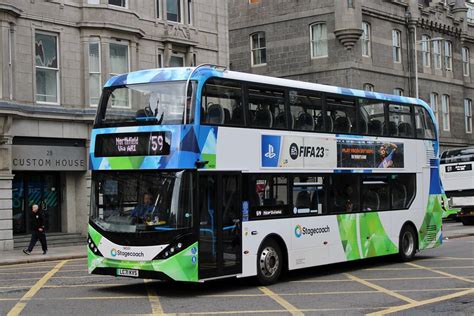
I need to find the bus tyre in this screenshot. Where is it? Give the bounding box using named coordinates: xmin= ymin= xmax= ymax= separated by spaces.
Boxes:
xmin=399 ymin=226 xmax=417 ymax=261
xmin=257 ymin=239 xmax=282 ymax=285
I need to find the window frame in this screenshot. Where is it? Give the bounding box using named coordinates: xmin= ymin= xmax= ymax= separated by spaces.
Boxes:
xmin=462 ymin=46 xmax=470 ymax=77
xmin=430 ymin=92 xmax=439 ymax=128
xmin=108 ymin=41 xmax=130 ymax=108
xmin=441 ymin=94 xmax=450 ymax=131
xmin=363 ymin=83 xmax=374 ymax=92
xmin=362 ymin=22 xmax=371 ymax=57
xmin=421 ymin=35 xmax=431 ymax=68
xmin=35 ymin=30 xmax=60 ymax=105
xmin=250 ymin=32 xmax=267 ymax=67
xmin=393 ymin=88 xmax=404 ymax=96
xmin=310 ymin=22 xmax=328 ymax=59
xmin=108 ymin=0 xmax=127 ymax=8
xmin=444 ymin=40 xmax=452 ymax=71
xmin=433 ymin=39 xmax=442 ymax=69
xmin=166 ymin=0 xmax=183 ymax=23
xmin=465 ymin=98 xmax=472 ymax=134
xmin=392 ymin=29 xmax=402 ymax=63
xmin=88 ymin=39 xmax=101 ymax=107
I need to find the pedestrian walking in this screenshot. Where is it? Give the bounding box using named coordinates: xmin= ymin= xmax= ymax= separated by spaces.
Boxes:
xmin=23 ymin=204 xmax=48 ymax=255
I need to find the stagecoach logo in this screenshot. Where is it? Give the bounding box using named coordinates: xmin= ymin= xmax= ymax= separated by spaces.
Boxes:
xmin=294 ymin=224 xmax=330 ymax=238
xmin=110 ymin=247 xmax=145 ymax=259
xmin=294 ymin=224 xmax=303 ymax=238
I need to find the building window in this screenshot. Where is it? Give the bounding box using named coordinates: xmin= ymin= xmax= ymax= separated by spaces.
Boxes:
xmin=393 ymin=88 xmax=404 ymax=96
xmin=109 ymin=0 xmax=126 ymax=7
xmin=421 ymin=35 xmax=431 ymax=67
xmin=441 ymin=94 xmax=450 ymax=131
xmin=362 ymin=22 xmax=371 ymax=57
xmin=310 ymin=23 xmax=328 ymax=58
xmin=250 ymin=32 xmax=266 ymax=66
xmin=468 ymin=4 xmax=474 ymax=23
xmin=465 ymin=99 xmax=472 ymax=134
xmin=157 ymin=51 xmax=163 ymax=68
xmin=363 ymin=83 xmax=374 ymax=91
xmin=89 ymin=40 xmax=101 ymax=106
xmin=167 ymin=0 xmax=182 ymax=23
xmin=433 ymin=39 xmax=442 ymax=69
xmin=444 ymin=40 xmax=452 ymax=71
xmin=462 ymin=47 xmax=470 ymax=77
xmin=35 ymin=32 xmax=59 ymax=104
xmin=156 ymin=0 xmax=160 ymax=18
xmin=109 ymin=42 xmax=129 ymax=107
xmin=392 ymin=30 xmax=401 ymax=63
xmin=170 ymin=52 xmax=185 ymax=67
xmin=187 ymin=0 xmax=193 ymax=25
xmin=430 ymin=92 xmax=439 ymax=127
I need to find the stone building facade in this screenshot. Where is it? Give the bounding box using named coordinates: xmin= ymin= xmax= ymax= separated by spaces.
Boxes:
xmin=0 ymin=0 xmax=228 ymax=250
xmin=229 ymin=0 xmax=474 ymax=150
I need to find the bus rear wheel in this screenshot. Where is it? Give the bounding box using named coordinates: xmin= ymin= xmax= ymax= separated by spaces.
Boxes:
xmin=257 ymin=239 xmax=282 ymax=285
xmin=399 ymin=225 xmax=417 ymax=261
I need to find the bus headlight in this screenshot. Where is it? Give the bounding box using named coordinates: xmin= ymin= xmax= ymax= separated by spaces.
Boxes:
xmin=154 ymin=234 xmax=194 ymax=260
xmin=87 ymin=234 xmax=103 ymax=257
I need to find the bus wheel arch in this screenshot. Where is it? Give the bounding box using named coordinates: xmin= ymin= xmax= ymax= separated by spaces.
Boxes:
xmin=398 ymin=222 xmax=418 ymax=261
xmin=256 ymin=234 xmax=288 ymax=285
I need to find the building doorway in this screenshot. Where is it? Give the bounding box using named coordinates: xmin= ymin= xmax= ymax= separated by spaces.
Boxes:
xmin=12 ymin=173 xmax=61 ymax=234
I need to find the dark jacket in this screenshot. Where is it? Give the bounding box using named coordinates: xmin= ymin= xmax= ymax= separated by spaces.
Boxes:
xmin=31 ymin=210 xmax=45 ymax=232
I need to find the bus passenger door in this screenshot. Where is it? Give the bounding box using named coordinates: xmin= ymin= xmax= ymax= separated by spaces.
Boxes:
xmin=198 ymin=173 xmax=242 ymax=279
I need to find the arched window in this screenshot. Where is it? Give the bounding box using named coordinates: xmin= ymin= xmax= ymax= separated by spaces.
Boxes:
xmin=363 ymin=83 xmax=374 ymax=92
xmin=250 ymin=32 xmax=267 ymax=66
xmin=392 ymin=30 xmax=401 ymax=63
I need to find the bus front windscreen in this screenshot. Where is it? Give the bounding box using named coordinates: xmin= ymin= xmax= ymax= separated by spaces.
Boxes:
xmin=90 ymin=171 xmax=193 ymax=233
xmin=96 ymin=81 xmax=195 ymax=126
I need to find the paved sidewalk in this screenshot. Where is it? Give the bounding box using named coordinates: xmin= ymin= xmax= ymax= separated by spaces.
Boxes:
xmin=0 ymin=244 xmax=86 ymax=266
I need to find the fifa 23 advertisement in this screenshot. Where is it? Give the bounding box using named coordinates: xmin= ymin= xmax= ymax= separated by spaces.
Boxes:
xmin=337 ymin=140 xmax=404 ymax=168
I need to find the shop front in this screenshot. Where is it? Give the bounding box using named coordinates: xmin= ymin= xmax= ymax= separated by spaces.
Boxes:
xmin=11 ymin=137 xmax=87 ymax=235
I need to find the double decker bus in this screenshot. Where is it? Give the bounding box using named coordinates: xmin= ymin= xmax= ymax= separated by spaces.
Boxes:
xmin=88 ymin=65 xmax=443 ymax=284
xmin=440 ymin=147 xmax=474 ymax=225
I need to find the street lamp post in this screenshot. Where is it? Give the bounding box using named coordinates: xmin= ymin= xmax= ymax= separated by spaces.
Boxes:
xmin=414 ymin=31 xmax=443 ymax=99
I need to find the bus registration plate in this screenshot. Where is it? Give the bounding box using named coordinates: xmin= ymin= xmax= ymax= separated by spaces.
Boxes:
xmin=117 ymin=268 xmax=139 ymax=277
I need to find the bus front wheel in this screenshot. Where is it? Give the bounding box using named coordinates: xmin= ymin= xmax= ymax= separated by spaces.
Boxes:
xmin=257 ymin=239 xmax=282 ymax=285
xmin=399 ymin=225 xmax=417 ymax=261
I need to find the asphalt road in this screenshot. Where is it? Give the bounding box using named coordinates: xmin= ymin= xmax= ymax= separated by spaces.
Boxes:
xmin=0 ymin=223 xmax=472 ymax=316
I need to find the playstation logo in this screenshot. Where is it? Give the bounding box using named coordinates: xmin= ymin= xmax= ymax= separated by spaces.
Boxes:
xmin=265 ymin=144 xmax=276 ymax=159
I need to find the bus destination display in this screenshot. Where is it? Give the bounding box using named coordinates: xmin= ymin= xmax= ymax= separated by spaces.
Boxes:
xmin=445 ymin=164 xmax=472 ymax=173
xmin=95 ymin=132 xmax=171 ymax=157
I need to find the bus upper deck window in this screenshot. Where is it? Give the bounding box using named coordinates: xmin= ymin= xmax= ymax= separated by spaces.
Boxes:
xmin=360 ymin=99 xmax=385 ymax=136
xmin=289 ymin=90 xmax=323 ymax=132
xmin=388 ymin=104 xmax=413 ymax=138
xmin=201 ymin=78 xmax=244 ymax=126
xmin=326 ymin=97 xmax=356 ymax=134
xmin=248 ymin=86 xmax=285 ymax=129
xmin=415 ymin=106 xmax=436 ymax=140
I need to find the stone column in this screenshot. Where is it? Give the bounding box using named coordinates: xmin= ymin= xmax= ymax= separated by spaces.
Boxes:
xmin=0 ymin=115 xmax=13 ymax=250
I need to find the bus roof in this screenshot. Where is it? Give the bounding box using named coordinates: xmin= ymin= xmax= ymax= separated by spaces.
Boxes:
xmin=104 ymin=66 xmax=430 ymax=109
